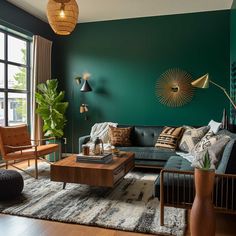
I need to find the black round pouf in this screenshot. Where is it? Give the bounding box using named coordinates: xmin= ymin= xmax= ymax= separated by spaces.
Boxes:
xmin=0 ymin=169 xmax=24 ymax=200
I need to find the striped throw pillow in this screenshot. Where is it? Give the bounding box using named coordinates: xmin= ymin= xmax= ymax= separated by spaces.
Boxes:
xmin=155 ymin=126 xmax=184 ymax=150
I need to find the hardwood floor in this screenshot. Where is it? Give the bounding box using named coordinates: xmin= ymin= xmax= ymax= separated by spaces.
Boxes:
xmin=0 ymin=214 xmax=152 ymax=236
xmin=1 ymin=160 xmax=236 ymax=236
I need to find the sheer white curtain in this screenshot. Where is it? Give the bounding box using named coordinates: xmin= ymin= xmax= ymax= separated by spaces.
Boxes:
xmin=31 ymin=35 xmax=52 ymax=141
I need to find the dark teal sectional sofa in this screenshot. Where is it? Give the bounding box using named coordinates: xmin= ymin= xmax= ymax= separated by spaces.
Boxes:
xmin=79 ymin=125 xmax=236 ymax=221
xmin=79 ymin=125 xmax=180 ymax=168
xmin=79 ymin=125 xmax=236 ymax=173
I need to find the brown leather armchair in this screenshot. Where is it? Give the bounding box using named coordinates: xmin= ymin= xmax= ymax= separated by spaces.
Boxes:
xmin=0 ymin=125 xmax=59 ymax=179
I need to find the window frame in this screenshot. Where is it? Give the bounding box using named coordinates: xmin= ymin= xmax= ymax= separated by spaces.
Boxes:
xmin=0 ymin=28 xmax=31 ymax=127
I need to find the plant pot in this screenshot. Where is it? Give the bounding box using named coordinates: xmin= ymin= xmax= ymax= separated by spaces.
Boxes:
xmin=190 ymin=168 xmax=215 ymax=236
xmin=46 ymin=139 xmax=62 ymax=162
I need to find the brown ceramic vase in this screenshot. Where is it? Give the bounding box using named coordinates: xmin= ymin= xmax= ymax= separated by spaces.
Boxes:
xmin=190 ymin=168 xmax=215 ymax=236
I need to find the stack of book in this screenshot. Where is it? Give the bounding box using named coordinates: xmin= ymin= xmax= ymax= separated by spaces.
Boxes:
xmin=76 ymin=153 xmax=113 ymax=164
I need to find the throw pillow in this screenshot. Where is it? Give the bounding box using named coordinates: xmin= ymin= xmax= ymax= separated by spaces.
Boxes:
xmin=108 ymin=126 xmax=132 ymax=146
xmin=89 ymin=122 xmax=118 ymax=143
xmin=191 ymin=136 xmax=230 ymax=170
xmin=192 ymin=131 xmax=229 ymax=154
xmin=192 ymin=130 xmax=216 ymax=154
xmin=155 ymin=126 xmax=184 ymax=150
xmin=179 ymin=126 xmax=209 ymax=153
xmin=208 ymin=120 xmax=222 ymax=134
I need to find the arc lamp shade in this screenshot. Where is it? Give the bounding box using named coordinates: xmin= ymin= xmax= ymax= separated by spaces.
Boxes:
xmin=191 ymin=74 xmax=209 ymax=88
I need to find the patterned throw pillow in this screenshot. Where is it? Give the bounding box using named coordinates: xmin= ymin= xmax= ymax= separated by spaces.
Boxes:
xmin=155 ymin=126 xmax=184 ymax=150
xmin=192 ymin=130 xmax=217 ymax=154
xmin=178 ymin=126 xmax=209 ymax=152
xmin=108 ymin=126 xmax=132 ymax=146
xmin=192 ymin=130 xmax=229 ymax=154
xmin=191 ymin=136 xmax=230 ymax=170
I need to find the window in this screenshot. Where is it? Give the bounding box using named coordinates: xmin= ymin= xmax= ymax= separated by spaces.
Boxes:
xmin=0 ymin=29 xmax=31 ymax=126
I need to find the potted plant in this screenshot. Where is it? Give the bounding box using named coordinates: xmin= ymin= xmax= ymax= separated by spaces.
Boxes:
xmin=35 ymin=79 xmax=68 ymax=161
xmin=190 ymin=150 xmax=215 ymax=236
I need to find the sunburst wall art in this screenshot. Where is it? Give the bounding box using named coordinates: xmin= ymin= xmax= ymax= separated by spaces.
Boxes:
xmin=156 ymin=68 xmax=194 ymax=107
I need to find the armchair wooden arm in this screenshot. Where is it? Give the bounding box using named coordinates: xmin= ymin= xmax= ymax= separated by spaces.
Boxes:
xmin=159 ymin=169 xmax=236 ymax=226
xmin=4 ymin=144 xmax=38 ymax=155
xmin=31 ymin=137 xmax=57 ymax=145
xmin=31 ymin=137 xmax=56 ymax=141
xmin=4 ymin=144 xmax=38 ymax=149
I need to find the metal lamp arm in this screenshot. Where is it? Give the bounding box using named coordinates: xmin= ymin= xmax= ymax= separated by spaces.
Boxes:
xmin=209 ymin=80 xmax=236 ymax=109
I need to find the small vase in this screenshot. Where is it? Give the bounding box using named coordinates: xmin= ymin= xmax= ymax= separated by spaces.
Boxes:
xmin=190 ymin=168 xmax=215 ymax=236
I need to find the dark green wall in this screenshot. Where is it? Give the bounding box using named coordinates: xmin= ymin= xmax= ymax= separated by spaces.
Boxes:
xmin=54 ymin=10 xmax=230 ymax=152
xmin=230 ymin=1 xmax=236 ymax=125
xmin=231 ymin=1 xmax=236 ymax=64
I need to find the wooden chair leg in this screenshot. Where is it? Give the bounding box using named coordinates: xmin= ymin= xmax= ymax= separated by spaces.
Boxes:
xmin=5 ymin=161 xmax=8 ymax=169
xmin=28 ymin=159 xmax=30 ymax=167
xmin=35 ymin=157 xmax=38 ymax=179
xmin=160 ymin=202 xmax=164 ymax=226
xmin=160 ymin=170 xmax=165 ymax=226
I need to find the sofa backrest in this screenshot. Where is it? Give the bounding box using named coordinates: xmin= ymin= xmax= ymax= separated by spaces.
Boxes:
xmin=118 ymin=125 xmax=163 ymax=147
xmin=216 ymin=129 xmax=236 ymax=174
xmin=133 ymin=126 xmax=163 ymax=146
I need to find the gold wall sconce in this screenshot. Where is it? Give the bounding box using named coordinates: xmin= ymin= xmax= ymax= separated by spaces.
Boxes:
xmin=74 ymin=72 xmax=92 ymax=120
xmin=80 ymin=72 xmax=92 ymax=92
xmin=75 ymin=76 xmax=81 ymax=85
xmin=74 ymin=72 xmax=92 ymax=91
xmin=80 ymin=104 xmax=89 ymax=120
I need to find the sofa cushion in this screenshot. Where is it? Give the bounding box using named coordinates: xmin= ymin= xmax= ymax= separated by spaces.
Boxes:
xmin=118 ymin=146 xmax=176 ymax=162
xmin=155 ymin=126 xmax=184 ymax=150
xmin=164 ymin=156 xmax=194 ymax=171
xmin=134 ymin=159 xmax=167 ymax=167
xmin=132 ymin=126 xmax=163 ymax=147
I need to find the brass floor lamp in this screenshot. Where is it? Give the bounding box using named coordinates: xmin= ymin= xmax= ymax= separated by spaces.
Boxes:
xmin=191 ymin=73 xmax=236 ymax=109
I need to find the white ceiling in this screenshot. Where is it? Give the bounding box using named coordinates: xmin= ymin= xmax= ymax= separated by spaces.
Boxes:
xmin=7 ymin=0 xmax=233 ymax=23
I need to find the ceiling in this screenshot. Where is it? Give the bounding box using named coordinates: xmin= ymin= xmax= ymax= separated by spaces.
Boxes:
xmin=7 ymin=0 xmax=233 ymax=23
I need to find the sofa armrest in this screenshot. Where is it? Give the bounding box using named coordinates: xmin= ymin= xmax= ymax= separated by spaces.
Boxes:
xmin=217 ymin=139 xmax=236 ymax=174
xmin=78 ymin=135 xmax=91 ymax=153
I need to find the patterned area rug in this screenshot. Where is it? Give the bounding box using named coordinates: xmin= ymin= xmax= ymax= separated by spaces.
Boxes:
xmin=0 ymin=163 xmax=186 ymax=235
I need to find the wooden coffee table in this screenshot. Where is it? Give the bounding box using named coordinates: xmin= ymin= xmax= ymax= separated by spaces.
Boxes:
xmin=50 ymin=152 xmax=135 ymax=189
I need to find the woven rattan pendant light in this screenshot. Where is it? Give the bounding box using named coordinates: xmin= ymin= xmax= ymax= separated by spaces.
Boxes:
xmin=47 ymin=0 xmax=79 ymax=35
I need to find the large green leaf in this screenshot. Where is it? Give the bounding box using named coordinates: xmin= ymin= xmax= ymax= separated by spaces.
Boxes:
xmin=36 ymin=107 xmax=50 ymax=116
xmin=35 ymin=79 xmax=68 ymax=138
xmin=37 ymin=83 xmax=48 ymax=94
xmin=200 ymin=150 xmax=212 ymax=170
xmin=54 ymin=91 xmax=65 ymax=103
xmin=55 ymin=102 xmax=69 ymax=114
xmin=46 ymin=79 xmax=58 ymax=91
